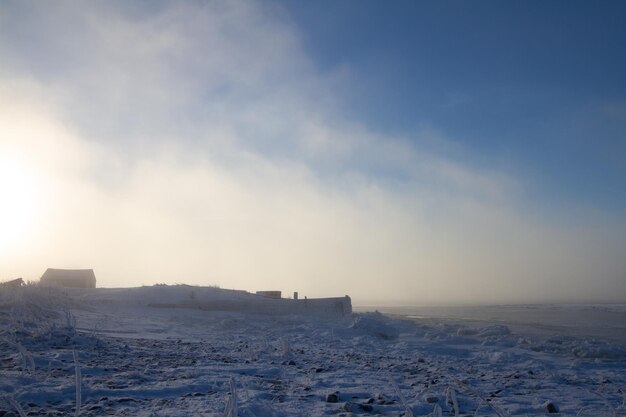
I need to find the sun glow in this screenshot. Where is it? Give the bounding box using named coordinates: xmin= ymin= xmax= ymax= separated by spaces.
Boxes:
xmin=0 ymin=151 xmax=42 ymax=252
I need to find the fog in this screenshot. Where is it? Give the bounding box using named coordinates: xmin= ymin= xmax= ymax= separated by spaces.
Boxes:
xmin=1 ymin=1 xmax=625 ymax=304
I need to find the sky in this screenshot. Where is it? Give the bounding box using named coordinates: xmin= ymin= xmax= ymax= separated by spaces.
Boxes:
xmin=1 ymin=0 xmax=625 ymax=305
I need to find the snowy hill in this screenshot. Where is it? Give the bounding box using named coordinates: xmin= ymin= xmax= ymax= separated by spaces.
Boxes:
xmin=1 ymin=285 xmax=625 ymax=416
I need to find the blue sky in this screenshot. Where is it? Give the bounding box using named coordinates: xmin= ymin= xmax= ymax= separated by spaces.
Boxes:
xmin=281 ymin=0 xmax=626 ymax=210
xmin=0 ymin=1 xmax=624 ymax=303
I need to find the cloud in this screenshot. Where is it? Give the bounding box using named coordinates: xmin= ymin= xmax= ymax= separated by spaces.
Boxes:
xmin=1 ymin=1 xmax=624 ymax=303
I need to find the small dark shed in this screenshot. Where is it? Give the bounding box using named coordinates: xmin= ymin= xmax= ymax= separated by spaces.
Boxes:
xmin=40 ymin=268 xmax=96 ymax=288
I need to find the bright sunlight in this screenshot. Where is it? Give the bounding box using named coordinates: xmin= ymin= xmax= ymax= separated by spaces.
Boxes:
xmin=0 ymin=150 xmax=41 ymax=251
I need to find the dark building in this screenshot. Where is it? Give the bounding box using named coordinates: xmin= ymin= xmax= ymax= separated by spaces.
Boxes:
xmin=40 ymin=268 xmax=96 ymax=288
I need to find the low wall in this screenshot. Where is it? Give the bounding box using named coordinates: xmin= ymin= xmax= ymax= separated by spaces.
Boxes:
xmin=292 ymin=296 xmax=352 ymax=316
xmin=149 ymin=295 xmax=352 ymax=317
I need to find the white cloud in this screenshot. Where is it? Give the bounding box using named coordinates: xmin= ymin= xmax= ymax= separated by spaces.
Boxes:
xmin=0 ymin=1 xmax=624 ymax=303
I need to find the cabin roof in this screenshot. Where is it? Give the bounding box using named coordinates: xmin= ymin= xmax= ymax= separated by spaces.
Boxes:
xmin=41 ymin=268 xmax=96 ymax=281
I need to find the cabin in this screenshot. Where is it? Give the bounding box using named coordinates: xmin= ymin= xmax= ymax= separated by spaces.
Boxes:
xmin=40 ymin=268 xmax=96 ymax=288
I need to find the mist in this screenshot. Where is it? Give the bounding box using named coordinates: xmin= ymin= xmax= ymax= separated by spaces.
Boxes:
xmin=1 ymin=1 xmax=625 ymax=305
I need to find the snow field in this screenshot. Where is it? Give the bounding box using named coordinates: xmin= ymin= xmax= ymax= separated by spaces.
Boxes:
xmin=1 ymin=285 xmax=625 ymax=416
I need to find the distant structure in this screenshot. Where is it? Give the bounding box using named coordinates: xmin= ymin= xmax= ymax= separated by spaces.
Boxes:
xmin=256 ymin=290 xmax=281 ymax=299
xmin=148 ymin=286 xmax=352 ymax=317
xmin=0 ymin=278 xmax=24 ymax=289
xmin=40 ymin=268 xmax=96 ymax=288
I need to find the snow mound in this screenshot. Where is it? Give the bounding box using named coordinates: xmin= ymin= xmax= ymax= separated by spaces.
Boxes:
xmin=351 ymin=312 xmax=400 ymax=340
xmin=531 ymin=335 xmax=626 ymax=360
xmin=476 ymin=324 xmax=511 ymax=338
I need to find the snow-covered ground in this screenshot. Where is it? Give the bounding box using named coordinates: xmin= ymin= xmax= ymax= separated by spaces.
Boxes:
xmin=357 ymin=304 xmax=626 ymax=345
xmin=1 ymin=285 xmax=625 ymax=416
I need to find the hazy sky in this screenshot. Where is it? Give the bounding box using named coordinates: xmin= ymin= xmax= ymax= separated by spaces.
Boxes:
xmin=1 ymin=0 xmax=625 ymax=304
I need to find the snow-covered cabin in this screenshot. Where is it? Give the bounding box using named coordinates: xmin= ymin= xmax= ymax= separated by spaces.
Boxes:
xmin=40 ymin=268 xmax=96 ymax=288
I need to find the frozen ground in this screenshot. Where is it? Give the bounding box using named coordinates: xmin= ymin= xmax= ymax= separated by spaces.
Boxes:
xmin=357 ymin=304 xmax=626 ymax=345
xmin=1 ymin=286 xmax=625 ymax=417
